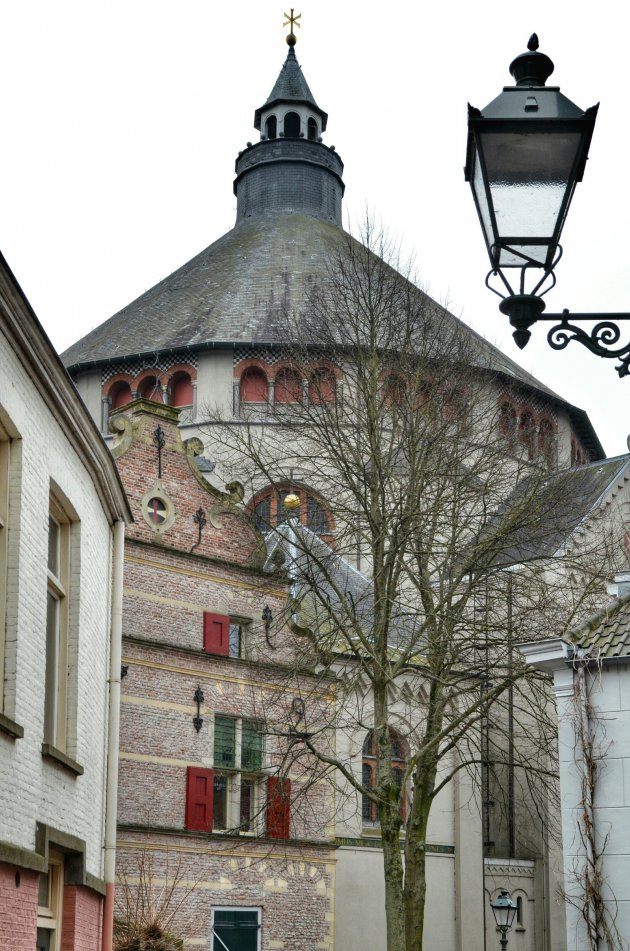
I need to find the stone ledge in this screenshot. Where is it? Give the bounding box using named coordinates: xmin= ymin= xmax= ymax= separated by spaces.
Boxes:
xmin=0 ymin=712 xmax=24 ymax=739
xmin=41 ymin=743 xmax=84 ymax=776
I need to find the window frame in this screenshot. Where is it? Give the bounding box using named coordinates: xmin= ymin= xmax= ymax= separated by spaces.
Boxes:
xmin=36 ymin=851 xmax=64 ymax=951
xmin=45 ymin=498 xmax=71 ymax=752
xmin=0 ymin=423 xmax=9 ymax=707
xmin=211 ymin=907 xmax=262 ymax=951
xmin=212 ymin=715 xmax=265 ymax=835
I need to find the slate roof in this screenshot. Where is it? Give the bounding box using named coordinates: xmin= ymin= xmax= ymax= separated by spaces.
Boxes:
xmin=477 ymin=454 xmax=630 ymax=568
xmin=60 ymin=209 xmax=603 ymax=456
xmin=569 ymin=594 xmax=630 ymax=659
xmin=254 ymin=45 xmax=327 ymax=129
xmin=263 ymin=520 xmax=423 ymax=651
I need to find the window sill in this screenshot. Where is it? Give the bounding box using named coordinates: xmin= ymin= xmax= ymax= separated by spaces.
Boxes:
xmin=0 ymin=712 xmax=24 ymax=739
xmin=41 ymin=743 xmax=84 ymax=776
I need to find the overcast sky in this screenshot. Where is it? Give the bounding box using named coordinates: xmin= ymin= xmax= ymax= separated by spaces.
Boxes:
xmin=1 ymin=0 xmax=629 ymax=455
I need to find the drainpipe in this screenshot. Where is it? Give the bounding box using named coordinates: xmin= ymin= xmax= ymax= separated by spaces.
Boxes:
xmin=102 ymin=519 xmax=125 ymax=951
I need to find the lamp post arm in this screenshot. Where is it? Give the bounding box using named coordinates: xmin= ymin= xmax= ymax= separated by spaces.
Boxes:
xmin=539 ymin=311 xmax=630 ymax=378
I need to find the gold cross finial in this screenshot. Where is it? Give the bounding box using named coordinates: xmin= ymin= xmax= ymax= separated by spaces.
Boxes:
xmin=283 ymin=8 xmax=301 ymax=45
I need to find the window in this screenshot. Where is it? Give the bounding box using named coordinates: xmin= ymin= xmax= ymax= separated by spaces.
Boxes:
xmin=203 ymin=612 xmax=244 ymax=658
xmin=308 ymin=367 xmax=336 ymax=403
xmin=307 ymin=117 xmax=317 ymax=141
xmin=499 ymin=401 xmax=517 ymax=438
xmin=213 ymin=716 xmax=263 ymax=833
xmin=36 ymin=852 xmax=63 ymax=951
xmin=361 ymin=729 xmax=407 ymax=827
xmin=138 ymin=375 xmax=163 ymax=403
xmin=212 ymin=908 xmax=261 ymax=951
xmin=275 ymin=367 xmax=302 ymax=403
xmin=0 ymin=424 xmax=9 ymax=707
xmin=108 ymin=380 xmax=133 ymax=410
xmin=45 ymin=499 xmax=71 ymax=751
xmin=283 ymin=111 xmax=300 ymax=138
xmin=240 ymin=368 xmax=268 ymax=403
xmin=248 ymin=485 xmax=334 ymax=542
xmin=265 ymin=115 xmax=277 ymax=139
xmin=170 ymin=371 xmax=193 ymax=408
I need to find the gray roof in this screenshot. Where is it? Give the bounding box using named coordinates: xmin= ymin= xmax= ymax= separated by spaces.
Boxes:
xmin=263 ymin=520 xmax=422 ymax=651
xmin=569 ymin=595 xmax=630 ymax=659
xmin=60 ymin=210 xmax=602 ymax=457
xmin=478 ymin=454 xmax=630 ymax=568
xmin=254 ymin=45 xmax=326 ymax=129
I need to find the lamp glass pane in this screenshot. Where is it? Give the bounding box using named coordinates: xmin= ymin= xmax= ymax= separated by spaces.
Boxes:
xmin=472 ymin=149 xmax=495 ymax=252
xmin=479 ymin=130 xmax=582 ymax=241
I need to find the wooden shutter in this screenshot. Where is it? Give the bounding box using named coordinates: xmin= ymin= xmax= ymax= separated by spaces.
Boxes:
xmin=186 ymin=767 xmax=214 ymax=832
xmin=266 ymin=777 xmax=291 ymax=839
xmin=203 ymin=612 xmax=230 ymax=655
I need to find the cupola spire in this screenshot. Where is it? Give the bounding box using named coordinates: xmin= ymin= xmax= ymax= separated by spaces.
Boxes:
xmin=233 ymin=15 xmax=344 ymax=225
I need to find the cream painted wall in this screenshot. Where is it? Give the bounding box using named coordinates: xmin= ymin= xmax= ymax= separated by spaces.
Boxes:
xmin=0 ymin=337 xmax=116 ymax=880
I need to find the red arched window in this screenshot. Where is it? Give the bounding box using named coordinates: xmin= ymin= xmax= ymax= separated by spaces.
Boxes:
xmin=383 ymin=374 xmax=406 ymax=407
xmin=249 ymin=485 xmax=334 ymax=543
xmin=171 ymin=371 xmax=193 ymax=407
xmin=309 ymin=368 xmax=336 ymax=404
xmin=362 ymin=729 xmax=407 ymax=826
xmin=109 ymin=381 xmax=132 ymax=410
xmin=138 ymin=375 xmax=163 ymax=403
xmin=499 ymin=401 xmax=517 ymax=438
xmin=240 ymin=367 xmax=268 ymax=403
xmin=275 ymin=368 xmax=302 ymax=403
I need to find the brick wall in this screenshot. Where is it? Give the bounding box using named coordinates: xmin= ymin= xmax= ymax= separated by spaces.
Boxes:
xmin=0 ymin=863 xmax=38 ymax=951
xmin=60 ymin=885 xmax=102 ymax=951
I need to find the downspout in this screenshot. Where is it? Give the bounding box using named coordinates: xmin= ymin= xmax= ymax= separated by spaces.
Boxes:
xmin=102 ymin=519 xmax=125 ymax=951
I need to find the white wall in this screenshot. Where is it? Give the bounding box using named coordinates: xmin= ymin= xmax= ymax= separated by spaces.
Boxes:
xmin=0 ymin=332 xmax=114 ymax=880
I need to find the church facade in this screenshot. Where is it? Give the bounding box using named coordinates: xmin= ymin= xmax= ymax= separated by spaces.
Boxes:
xmin=59 ymin=31 xmax=612 ymax=951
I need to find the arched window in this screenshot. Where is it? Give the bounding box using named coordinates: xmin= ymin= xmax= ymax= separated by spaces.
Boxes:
xmin=170 ymin=371 xmax=193 ymax=408
xmin=240 ymin=367 xmax=268 ymax=403
xmin=516 ymin=895 xmax=524 ymax=927
xmin=538 ymin=418 xmax=555 ymax=465
xmin=309 ymin=367 xmax=336 ymax=403
xmin=361 ymin=729 xmax=407 ymax=826
xmin=109 ymin=381 xmax=132 ymax=410
xmin=275 ymin=367 xmax=302 ymax=403
xmin=519 ymin=410 xmax=536 ymax=459
xmin=249 ymin=485 xmax=334 ymax=542
xmin=307 ymin=117 xmax=317 ymax=141
xmin=265 ymin=115 xmax=277 ymax=139
xmin=283 ymin=112 xmax=300 ymax=138
xmin=383 ymin=374 xmax=406 ymax=408
xmin=138 ymin=375 xmax=163 ymax=403
xmin=499 ymin=401 xmax=517 ymax=438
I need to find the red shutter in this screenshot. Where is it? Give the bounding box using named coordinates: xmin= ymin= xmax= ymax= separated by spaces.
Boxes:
xmin=186 ymin=767 xmax=214 ymax=832
xmin=203 ymin=612 xmax=230 ymax=655
xmin=266 ymin=777 xmax=291 ymax=839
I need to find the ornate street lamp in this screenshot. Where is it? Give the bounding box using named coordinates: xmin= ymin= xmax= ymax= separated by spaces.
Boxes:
xmin=466 ymin=35 xmax=630 ymax=377
xmin=490 ymin=889 xmax=518 ymax=950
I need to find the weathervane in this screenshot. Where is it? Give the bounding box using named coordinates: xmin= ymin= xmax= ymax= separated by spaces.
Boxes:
xmin=283 ymin=8 xmax=301 ymax=44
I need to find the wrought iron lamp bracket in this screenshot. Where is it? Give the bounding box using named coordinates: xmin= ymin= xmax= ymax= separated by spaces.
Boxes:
xmin=193 ymin=686 xmax=204 ymax=733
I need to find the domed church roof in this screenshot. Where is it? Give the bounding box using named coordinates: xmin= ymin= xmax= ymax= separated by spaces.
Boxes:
xmin=60 ymin=35 xmax=603 ymax=459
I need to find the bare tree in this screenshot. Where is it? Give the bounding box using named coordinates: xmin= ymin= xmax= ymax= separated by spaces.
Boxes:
xmin=205 ymin=222 xmax=621 ymax=951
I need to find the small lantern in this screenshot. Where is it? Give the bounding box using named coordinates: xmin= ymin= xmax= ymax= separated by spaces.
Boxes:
xmin=465 ymin=34 xmax=598 ymax=273
xmin=490 ymin=889 xmax=518 ymax=932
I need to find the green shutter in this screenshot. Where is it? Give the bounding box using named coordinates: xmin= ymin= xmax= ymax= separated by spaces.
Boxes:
xmin=241 ymin=721 xmax=262 ymax=771
xmin=214 ymin=717 xmax=236 ymax=767
xmin=213 ymin=911 xmax=260 ymax=951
